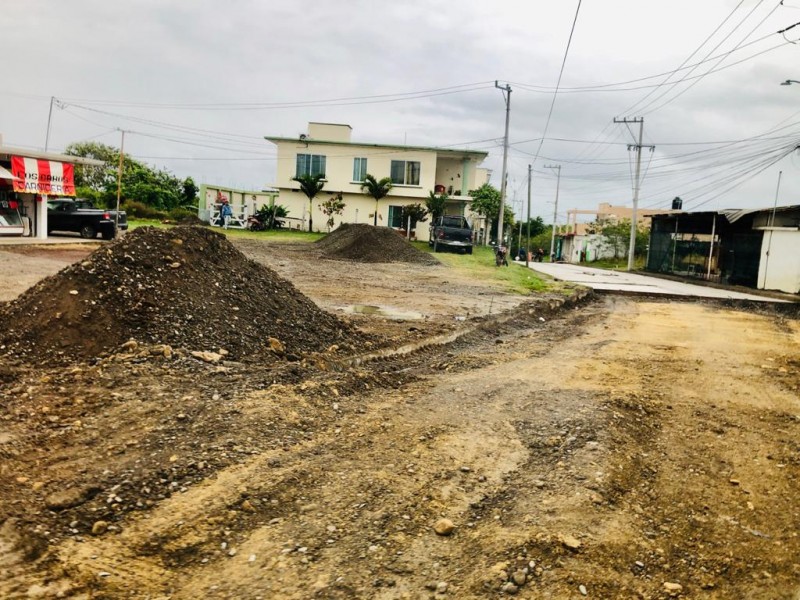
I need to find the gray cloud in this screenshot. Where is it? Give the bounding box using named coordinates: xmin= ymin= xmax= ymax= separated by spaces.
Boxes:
xmin=1 ymin=0 xmax=797 ymax=221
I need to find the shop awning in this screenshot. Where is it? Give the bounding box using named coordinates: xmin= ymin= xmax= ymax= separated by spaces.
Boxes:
xmin=0 ymin=165 xmax=19 ymax=181
xmin=10 ymin=156 xmax=76 ymax=196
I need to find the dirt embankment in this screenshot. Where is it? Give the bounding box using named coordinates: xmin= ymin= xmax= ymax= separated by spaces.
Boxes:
xmin=0 ymin=234 xmax=798 ymax=599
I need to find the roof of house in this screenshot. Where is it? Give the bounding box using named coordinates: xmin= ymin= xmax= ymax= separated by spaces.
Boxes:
xmin=651 ymin=204 xmax=800 ymax=224
xmin=0 ymin=146 xmax=105 ymax=167
xmin=264 ymin=136 xmax=489 ymax=160
xmin=719 ymin=204 xmax=800 ymax=224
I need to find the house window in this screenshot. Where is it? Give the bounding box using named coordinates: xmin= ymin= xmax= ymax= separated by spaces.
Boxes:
xmin=353 ymin=157 xmax=368 ymax=182
xmin=390 ymin=160 xmax=421 ymax=186
xmin=296 ymin=153 xmax=326 ymax=178
xmin=388 ymin=205 xmax=405 ymax=229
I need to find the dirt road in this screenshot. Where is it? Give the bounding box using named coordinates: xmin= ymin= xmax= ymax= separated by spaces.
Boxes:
xmin=0 ymin=240 xmax=799 ymax=599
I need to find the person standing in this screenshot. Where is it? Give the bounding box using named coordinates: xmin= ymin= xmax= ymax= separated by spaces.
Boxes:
xmin=220 ymin=199 xmax=233 ymax=230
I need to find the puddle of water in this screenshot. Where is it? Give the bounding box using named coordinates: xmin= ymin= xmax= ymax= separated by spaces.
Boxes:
xmin=342 ymin=304 xmax=424 ymax=320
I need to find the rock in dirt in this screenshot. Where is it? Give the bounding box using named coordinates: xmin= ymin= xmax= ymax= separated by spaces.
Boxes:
xmin=45 ymin=486 xmax=98 ymax=511
xmin=316 ymin=223 xmax=439 ymax=265
xmin=663 ymin=582 xmax=683 ymax=595
xmin=511 ymin=570 xmax=527 ymax=586
xmin=433 ymin=518 xmax=455 ymax=536
xmin=91 ymin=520 xmax=109 ymax=535
xmin=501 ymin=582 xmax=519 ymax=594
xmin=560 ymin=534 xmax=582 ymax=550
xmin=0 ymin=227 xmax=369 ymax=365
xmin=190 ymin=351 xmax=223 ymax=364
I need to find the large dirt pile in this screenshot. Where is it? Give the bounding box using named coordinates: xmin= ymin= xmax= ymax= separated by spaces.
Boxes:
xmin=0 ymin=227 xmax=366 ymax=365
xmin=316 ymin=223 xmax=439 ymax=265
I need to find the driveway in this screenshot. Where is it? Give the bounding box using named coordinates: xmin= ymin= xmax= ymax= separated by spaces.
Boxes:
xmin=522 ymin=260 xmax=790 ymax=303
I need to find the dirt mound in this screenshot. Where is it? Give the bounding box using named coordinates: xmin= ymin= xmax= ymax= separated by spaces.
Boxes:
xmin=316 ymin=223 xmax=439 ymax=265
xmin=0 ymin=226 xmax=366 ymax=365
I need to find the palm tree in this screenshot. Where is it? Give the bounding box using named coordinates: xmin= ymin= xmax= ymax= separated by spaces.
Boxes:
xmin=425 ymin=190 xmax=448 ymax=221
xmin=293 ymin=174 xmax=325 ymax=232
xmin=360 ymin=174 xmax=393 ymax=226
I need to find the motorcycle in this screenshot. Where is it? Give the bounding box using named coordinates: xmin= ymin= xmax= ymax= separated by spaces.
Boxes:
xmin=495 ymin=245 xmax=509 ymax=267
xmin=247 ymin=215 xmax=267 ymax=231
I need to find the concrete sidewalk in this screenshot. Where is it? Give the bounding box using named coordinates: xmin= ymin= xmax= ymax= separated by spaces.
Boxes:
xmin=521 ymin=261 xmax=791 ymax=303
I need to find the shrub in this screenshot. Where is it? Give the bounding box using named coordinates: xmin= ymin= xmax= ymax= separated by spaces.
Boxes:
xmin=122 ymin=200 xmax=168 ymax=220
xmin=168 ymin=207 xmax=197 ymax=221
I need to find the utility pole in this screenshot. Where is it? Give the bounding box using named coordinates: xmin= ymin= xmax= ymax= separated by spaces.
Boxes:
xmin=614 ymin=117 xmax=654 ymax=271
xmin=115 ymin=129 xmax=125 ymax=233
xmin=495 ymin=81 xmax=511 ymax=247
xmin=545 ymin=164 xmax=561 ymax=261
xmin=44 ymin=96 xmax=56 ymax=152
xmin=526 ymin=164 xmax=532 ymax=267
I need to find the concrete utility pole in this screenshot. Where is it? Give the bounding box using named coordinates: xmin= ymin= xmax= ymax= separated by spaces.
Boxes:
xmin=44 ymin=96 xmax=56 ymax=152
xmin=526 ymin=164 xmax=532 ymax=267
xmin=545 ymin=164 xmax=561 ymax=261
xmin=115 ymin=129 xmax=125 ymax=232
xmin=495 ymin=81 xmax=511 ymax=246
xmin=614 ymin=117 xmax=654 ymax=271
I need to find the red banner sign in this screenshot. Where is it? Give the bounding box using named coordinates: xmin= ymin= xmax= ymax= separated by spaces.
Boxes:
xmin=11 ymin=156 xmax=76 ymax=196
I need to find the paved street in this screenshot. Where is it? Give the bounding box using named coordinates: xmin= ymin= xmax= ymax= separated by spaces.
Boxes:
xmin=521 ymin=261 xmax=790 ymax=303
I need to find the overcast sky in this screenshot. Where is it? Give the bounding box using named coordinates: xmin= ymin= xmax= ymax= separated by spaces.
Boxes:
xmin=1 ymin=0 xmax=798 ymax=222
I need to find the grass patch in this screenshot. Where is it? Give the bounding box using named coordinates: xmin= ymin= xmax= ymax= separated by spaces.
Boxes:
xmin=414 ymin=243 xmax=556 ymax=295
xmin=127 ymin=220 xmax=324 ymax=243
xmin=581 ymin=256 xmax=646 ymax=270
xmin=127 ymin=221 xmax=563 ymax=295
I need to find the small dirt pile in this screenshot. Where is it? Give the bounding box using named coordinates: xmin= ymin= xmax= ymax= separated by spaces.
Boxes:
xmin=316 ymin=223 xmax=439 ymax=265
xmin=0 ymin=227 xmax=366 ymax=365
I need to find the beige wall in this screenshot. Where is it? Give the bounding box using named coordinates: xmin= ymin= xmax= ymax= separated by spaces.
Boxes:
xmin=269 ymin=129 xmax=489 ymax=240
xmin=307 ymin=123 xmax=351 ymax=143
xmin=278 ymin=189 xmax=449 ymax=240
xmin=273 ymin=140 xmax=438 ymax=199
xmin=274 ymin=141 xmax=487 ymax=197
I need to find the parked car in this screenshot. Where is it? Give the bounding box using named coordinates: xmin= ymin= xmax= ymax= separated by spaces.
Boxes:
xmin=47 ymin=198 xmax=128 ymax=240
xmin=429 ymin=215 xmax=473 ymax=254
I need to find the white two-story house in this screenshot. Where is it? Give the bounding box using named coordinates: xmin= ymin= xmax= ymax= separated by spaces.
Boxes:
xmin=265 ymin=122 xmax=490 ymax=241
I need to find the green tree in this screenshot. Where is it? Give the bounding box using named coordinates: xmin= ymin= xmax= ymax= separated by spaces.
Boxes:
xmin=319 ymin=193 xmax=346 ymax=232
xmin=293 ymin=173 xmax=325 ymax=232
xmin=600 ymin=219 xmax=646 ymax=259
xmin=425 ymin=191 xmax=447 ymax=221
xmin=65 ymin=141 xmax=184 ymax=210
xmin=182 ymin=177 xmax=198 ymax=207
xmin=401 ymin=203 xmax=428 ymax=233
xmin=510 ymin=216 xmax=547 ymax=255
xmin=468 ymin=183 xmax=514 ymax=243
xmin=360 ymin=174 xmax=393 ymax=226
xmin=530 ymin=226 xmax=553 ymax=256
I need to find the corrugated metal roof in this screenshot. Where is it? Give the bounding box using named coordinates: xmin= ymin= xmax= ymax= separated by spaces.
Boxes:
xmin=651 ymin=205 xmax=800 ymax=224
xmin=720 ymin=204 xmax=800 ymax=223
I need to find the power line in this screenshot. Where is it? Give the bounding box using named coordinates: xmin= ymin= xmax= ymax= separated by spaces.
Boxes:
xmin=528 ymin=0 xmax=583 ymax=168
xmin=641 ymin=1 xmax=783 ymax=116
xmin=55 ymin=81 xmax=495 ymax=111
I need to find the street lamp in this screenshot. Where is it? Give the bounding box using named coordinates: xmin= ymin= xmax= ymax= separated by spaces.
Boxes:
xmin=780 ymin=79 xmax=800 ymax=85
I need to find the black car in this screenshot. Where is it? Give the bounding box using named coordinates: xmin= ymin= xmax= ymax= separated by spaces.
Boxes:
xmin=47 ymin=198 xmax=128 ymax=240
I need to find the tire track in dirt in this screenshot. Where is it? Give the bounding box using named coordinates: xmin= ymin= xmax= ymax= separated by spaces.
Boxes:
xmin=3 ymin=296 xmax=799 ymax=599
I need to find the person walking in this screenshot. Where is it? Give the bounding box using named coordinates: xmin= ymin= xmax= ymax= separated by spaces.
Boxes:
xmin=220 ymin=199 xmax=233 ymax=230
